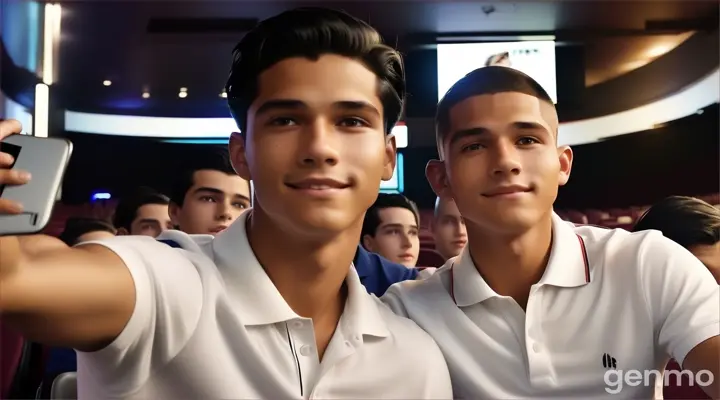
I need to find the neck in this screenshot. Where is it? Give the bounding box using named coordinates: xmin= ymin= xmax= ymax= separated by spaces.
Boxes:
xmin=246 ymin=207 xmax=359 ymax=320
xmin=466 ymin=212 xmax=554 ymax=302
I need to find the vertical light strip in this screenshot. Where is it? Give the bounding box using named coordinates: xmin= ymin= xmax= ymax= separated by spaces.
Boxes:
xmin=42 ymin=3 xmax=61 ymax=85
xmin=34 ymin=83 xmax=49 ymax=138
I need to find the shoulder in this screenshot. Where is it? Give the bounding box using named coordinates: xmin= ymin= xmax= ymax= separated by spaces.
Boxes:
xmin=370 ymin=295 xmax=447 ymax=359
xmin=574 ymin=224 xmax=693 ymax=268
xmin=382 ymin=263 xmax=451 ymax=316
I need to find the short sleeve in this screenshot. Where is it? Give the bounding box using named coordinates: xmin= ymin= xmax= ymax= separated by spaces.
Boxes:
xmin=637 ymin=232 xmax=720 ymax=364
xmin=382 ymin=284 xmax=411 ymax=318
xmin=75 ymin=236 xmax=204 ymax=396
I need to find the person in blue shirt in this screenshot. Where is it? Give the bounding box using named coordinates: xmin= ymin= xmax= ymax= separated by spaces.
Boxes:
xmin=354 ymin=245 xmax=417 ymax=296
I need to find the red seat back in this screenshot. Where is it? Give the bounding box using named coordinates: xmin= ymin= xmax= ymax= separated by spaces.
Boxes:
xmin=0 ymin=321 xmax=24 ymax=398
xmin=663 ymin=359 xmax=710 ymax=399
xmin=418 ymin=248 xmax=445 ymax=268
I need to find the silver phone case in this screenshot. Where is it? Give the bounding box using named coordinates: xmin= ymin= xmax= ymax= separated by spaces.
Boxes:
xmin=0 ymin=135 xmax=73 ymax=235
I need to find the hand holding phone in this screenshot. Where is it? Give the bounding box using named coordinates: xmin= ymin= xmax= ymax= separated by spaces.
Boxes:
xmin=0 ymin=119 xmax=73 ymax=235
xmin=0 ymin=119 xmax=32 ymax=214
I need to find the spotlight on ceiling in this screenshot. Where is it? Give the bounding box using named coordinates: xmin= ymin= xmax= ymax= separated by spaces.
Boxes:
xmin=180 ymin=87 xmax=188 ymax=92
xmin=220 ymin=90 xmax=227 ymax=98
xmin=142 ymin=91 xmax=150 ymax=99
xmin=103 ymin=80 xmax=112 ymax=86
xmin=178 ymin=91 xmax=188 ymax=98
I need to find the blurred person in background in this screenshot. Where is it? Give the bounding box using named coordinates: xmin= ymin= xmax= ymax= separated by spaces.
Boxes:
xmin=169 ymin=148 xmax=251 ymax=235
xmin=60 ymin=217 xmax=116 ymax=245
xmin=113 ymin=187 xmax=172 ymax=237
xmin=432 ymin=197 xmax=467 ymax=261
xmin=633 ymin=195 xmax=720 ymax=283
xmin=361 ymin=193 xmax=420 ymax=268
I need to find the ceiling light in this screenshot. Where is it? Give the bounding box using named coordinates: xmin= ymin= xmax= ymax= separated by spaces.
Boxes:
xmin=103 ymin=80 xmax=112 ymax=86
xmin=220 ymin=90 xmax=227 ymax=98
xmin=178 ymin=91 xmax=188 ymax=98
xmin=180 ymin=87 xmax=188 ymax=92
xmin=142 ymin=92 xmax=150 ymax=99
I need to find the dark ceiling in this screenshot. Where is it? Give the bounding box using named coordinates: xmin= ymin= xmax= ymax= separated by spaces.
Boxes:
xmin=10 ymin=0 xmax=720 ymax=117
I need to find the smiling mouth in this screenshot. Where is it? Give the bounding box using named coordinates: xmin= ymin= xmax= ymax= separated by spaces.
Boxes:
xmin=482 ymin=186 xmax=533 ymax=198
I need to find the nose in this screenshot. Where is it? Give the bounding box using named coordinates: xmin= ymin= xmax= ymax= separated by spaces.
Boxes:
xmin=454 ymin=220 xmax=467 ymax=237
xmin=490 ymin=139 xmax=522 ymax=177
xmin=400 ymin=232 xmax=413 ymax=249
xmin=215 ymin=200 xmax=232 ymax=221
xmin=298 ymin=121 xmax=340 ymax=167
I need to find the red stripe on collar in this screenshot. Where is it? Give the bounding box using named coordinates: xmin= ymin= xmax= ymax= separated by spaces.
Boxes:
xmin=449 ymin=234 xmax=591 ymax=305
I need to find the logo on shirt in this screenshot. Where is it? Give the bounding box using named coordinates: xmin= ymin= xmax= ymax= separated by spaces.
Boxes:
xmin=602 ymin=353 xmax=617 ymax=369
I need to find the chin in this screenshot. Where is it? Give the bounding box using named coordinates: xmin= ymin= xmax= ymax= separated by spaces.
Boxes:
xmin=472 ymin=208 xmax=544 ymax=234
xmin=279 ymin=208 xmax=360 ymax=236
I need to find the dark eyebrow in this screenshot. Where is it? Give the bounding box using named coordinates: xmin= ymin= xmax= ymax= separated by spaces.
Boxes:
xmin=233 ymin=194 xmax=251 ymax=203
xmin=193 ymin=187 xmax=224 ymax=196
xmin=194 ymin=187 xmax=250 ymax=202
xmin=513 ymin=121 xmax=548 ymax=132
xmin=381 ymin=223 xmax=419 ymax=230
xmin=254 ymin=99 xmax=380 ymax=117
xmin=137 ymin=218 xmax=161 ymax=225
xmin=449 ymin=121 xmax=550 ymax=147
xmin=335 ymin=101 xmax=381 ymax=117
xmin=255 ymin=100 xmax=306 ymax=117
xmin=449 ymin=127 xmax=489 ymax=147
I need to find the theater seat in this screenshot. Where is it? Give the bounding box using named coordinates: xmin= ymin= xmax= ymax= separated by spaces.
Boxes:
xmin=50 ymin=372 xmax=77 ymax=400
xmin=0 ymin=321 xmax=24 ymax=398
xmin=663 ymin=359 xmax=710 ymax=399
xmin=418 ymin=249 xmax=445 ymax=268
xmin=1 ymin=320 xmax=46 ymax=399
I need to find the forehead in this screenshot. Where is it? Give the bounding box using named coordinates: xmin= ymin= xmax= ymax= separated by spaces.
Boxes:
xmin=192 ymin=169 xmax=250 ymax=197
xmin=378 ymin=207 xmax=417 ymax=226
xmin=446 ymin=92 xmax=557 ymax=136
xmin=437 ymin=200 xmax=461 ymax=218
xmin=251 ymin=54 xmax=383 ymax=114
xmin=135 ymin=203 xmax=169 ymax=219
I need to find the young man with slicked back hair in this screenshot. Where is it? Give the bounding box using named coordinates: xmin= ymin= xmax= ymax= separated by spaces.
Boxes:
xmin=0 ymin=8 xmax=451 ymax=399
xmin=383 ymin=66 xmax=719 ymax=399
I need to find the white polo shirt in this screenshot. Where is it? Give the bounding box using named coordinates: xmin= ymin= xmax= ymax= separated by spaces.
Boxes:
xmin=77 ymin=211 xmax=452 ymax=399
xmin=383 ymin=213 xmax=719 ymax=399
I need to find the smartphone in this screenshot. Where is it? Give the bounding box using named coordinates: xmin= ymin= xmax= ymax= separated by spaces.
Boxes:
xmin=0 ymin=135 xmax=73 ymax=235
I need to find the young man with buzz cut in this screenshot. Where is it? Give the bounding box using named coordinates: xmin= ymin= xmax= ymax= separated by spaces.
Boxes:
xmin=383 ymin=66 xmax=719 ymax=398
xmin=0 ymin=8 xmax=451 ymax=399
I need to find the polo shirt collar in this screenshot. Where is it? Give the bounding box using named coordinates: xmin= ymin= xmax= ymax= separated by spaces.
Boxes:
xmin=212 ymin=210 xmax=389 ymax=338
xmin=451 ymin=212 xmax=591 ymax=307
xmin=537 ymin=212 xmax=592 ymax=288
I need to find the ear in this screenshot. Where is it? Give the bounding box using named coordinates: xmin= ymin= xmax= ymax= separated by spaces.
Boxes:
xmin=557 ymin=145 xmax=573 ymax=186
xmin=425 ymin=159 xmax=453 ymax=199
xmin=229 ymin=132 xmax=252 ymax=181
xmin=381 ymin=135 xmax=397 ymax=181
xmin=362 ymin=234 xmax=375 ymax=252
xmin=115 ymin=227 xmax=129 ymax=236
xmin=169 ymin=202 xmax=182 ymax=226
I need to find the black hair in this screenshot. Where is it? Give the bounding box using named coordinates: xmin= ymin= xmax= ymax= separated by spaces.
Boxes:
xmin=362 ymin=193 xmax=420 ymax=238
xmin=169 ymin=147 xmax=239 ymax=207
xmin=435 ymin=66 xmax=553 ymax=157
xmin=633 ymin=196 xmax=720 ymax=249
xmin=59 ymin=217 xmax=116 ymax=246
xmin=225 ymin=7 xmax=405 ymax=136
xmin=113 ymin=187 xmax=170 ymax=231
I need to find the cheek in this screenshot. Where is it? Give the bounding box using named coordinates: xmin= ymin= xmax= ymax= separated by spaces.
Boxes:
xmin=345 ymin=136 xmax=388 ymax=176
